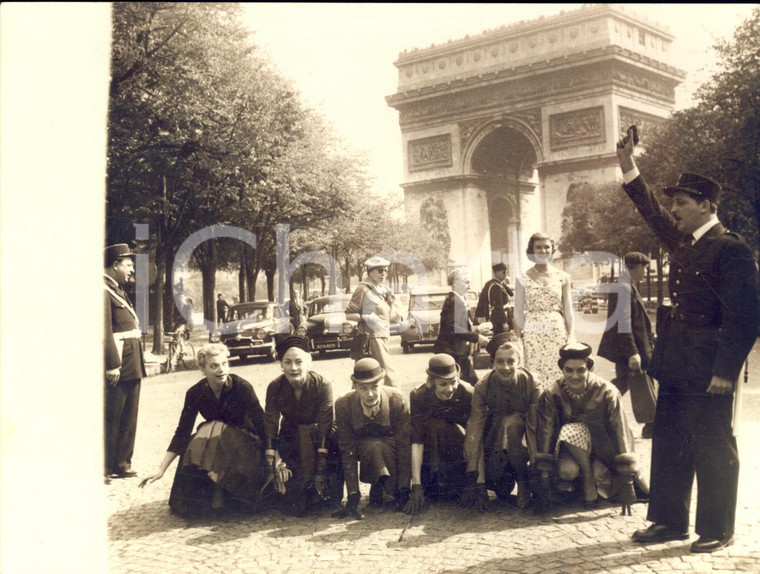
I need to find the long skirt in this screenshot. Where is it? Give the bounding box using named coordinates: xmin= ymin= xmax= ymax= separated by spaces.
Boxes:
xmin=169 ymin=420 xmax=264 ymax=516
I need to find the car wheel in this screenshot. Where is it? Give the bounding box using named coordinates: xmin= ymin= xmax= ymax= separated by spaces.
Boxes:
xmin=266 ymin=346 xmax=277 ymax=362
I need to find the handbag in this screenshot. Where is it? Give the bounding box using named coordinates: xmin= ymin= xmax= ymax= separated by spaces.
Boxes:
xmin=350 ymin=330 xmax=371 ymax=361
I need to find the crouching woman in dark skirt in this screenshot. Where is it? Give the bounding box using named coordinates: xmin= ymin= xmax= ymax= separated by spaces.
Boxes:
xmin=263 ymin=335 xmax=343 ymax=516
xmin=139 ymin=343 xmax=268 ymax=516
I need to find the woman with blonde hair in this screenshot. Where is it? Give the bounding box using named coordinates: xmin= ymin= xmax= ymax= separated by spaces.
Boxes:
xmin=139 ymin=344 xmax=267 ymax=516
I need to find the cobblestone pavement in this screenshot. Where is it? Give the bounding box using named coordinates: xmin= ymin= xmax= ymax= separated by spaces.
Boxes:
xmin=108 ymin=321 xmax=760 ymax=573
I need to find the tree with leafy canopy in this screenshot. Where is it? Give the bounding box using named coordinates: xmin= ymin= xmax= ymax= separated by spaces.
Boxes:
xmin=637 ymin=7 xmax=760 ymax=257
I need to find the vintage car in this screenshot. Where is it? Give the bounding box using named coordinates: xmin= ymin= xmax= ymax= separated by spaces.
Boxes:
xmin=209 ymin=301 xmax=290 ymax=362
xmin=302 ymin=294 xmax=358 ymax=355
xmin=399 ymin=287 xmax=478 ymax=353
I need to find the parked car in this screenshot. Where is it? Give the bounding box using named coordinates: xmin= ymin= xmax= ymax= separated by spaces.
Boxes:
xmin=579 ymin=294 xmax=600 ymax=314
xmin=400 ymin=287 xmax=478 ymax=353
xmin=302 ymin=294 xmax=358 ymax=355
xmin=209 ymin=301 xmax=290 ymax=362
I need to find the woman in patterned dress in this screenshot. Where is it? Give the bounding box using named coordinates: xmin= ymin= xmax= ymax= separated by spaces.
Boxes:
xmin=513 ymin=232 xmax=575 ymax=390
xmin=534 ymin=343 xmax=643 ymax=511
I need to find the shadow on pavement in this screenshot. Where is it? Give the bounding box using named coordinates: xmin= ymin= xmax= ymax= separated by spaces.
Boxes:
xmin=107 ymin=500 xmax=272 ymax=541
xmin=439 ymin=539 xmax=691 ymax=574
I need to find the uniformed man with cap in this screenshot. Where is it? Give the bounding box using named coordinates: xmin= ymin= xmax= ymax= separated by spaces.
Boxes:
xmin=345 ymin=256 xmax=409 ymax=387
xmin=404 ymin=353 xmax=474 ymax=514
xmin=597 ymin=251 xmax=657 ymax=438
xmin=475 ymin=262 xmax=514 ymax=334
xmin=104 ymin=243 xmax=146 ymax=480
xmin=333 ymin=358 xmax=412 ymax=519
xmin=617 ymin=130 xmax=760 ymax=552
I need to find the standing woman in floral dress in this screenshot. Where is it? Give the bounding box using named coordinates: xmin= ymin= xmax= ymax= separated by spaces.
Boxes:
xmin=513 ymin=232 xmax=575 ymax=390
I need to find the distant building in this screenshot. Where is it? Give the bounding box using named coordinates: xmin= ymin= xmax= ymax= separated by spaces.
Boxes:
xmin=387 ymin=4 xmax=684 ymax=287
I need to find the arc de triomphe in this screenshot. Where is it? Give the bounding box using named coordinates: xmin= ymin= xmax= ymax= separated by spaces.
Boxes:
xmin=387 ymin=4 xmax=684 ymax=287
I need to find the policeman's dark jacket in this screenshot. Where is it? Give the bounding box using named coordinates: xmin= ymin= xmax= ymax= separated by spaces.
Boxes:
xmin=622 ymin=176 xmax=760 ymax=388
xmin=104 ymin=275 xmax=146 ymax=381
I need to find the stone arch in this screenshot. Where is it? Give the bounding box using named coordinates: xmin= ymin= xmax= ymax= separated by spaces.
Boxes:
xmin=462 ymin=118 xmax=543 ymax=176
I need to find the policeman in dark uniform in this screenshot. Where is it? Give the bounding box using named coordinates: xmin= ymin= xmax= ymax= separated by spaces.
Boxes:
xmin=104 ymin=244 xmax=146 ymax=480
xmin=475 ymin=263 xmax=514 ymax=335
xmin=617 ymin=130 xmax=760 ymax=553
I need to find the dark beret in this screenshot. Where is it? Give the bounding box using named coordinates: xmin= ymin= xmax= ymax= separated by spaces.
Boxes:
xmin=275 ymin=335 xmax=310 ymax=358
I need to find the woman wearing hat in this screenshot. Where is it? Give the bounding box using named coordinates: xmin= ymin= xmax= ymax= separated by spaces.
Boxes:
xmin=333 ymin=358 xmax=412 ymax=520
xmin=263 ymin=336 xmax=342 ymax=516
xmin=434 ymin=266 xmax=489 ymax=384
xmin=462 ymin=334 xmax=540 ymax=511
xmin=345 ymin=256 xmax=408 ymax=387
xmin=404 ymin=354 xmax=474 ymax=515
xmin=534 ymin=343 xmax=644 ymax=512
xmin=139 ymin=344 xmax=267 ymax=516
xmin=514 ymin=232 xmax=575 ymax=391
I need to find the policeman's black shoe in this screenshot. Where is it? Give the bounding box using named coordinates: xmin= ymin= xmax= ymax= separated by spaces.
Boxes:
xmin=110 ymin=469 xmax=138 ymax=478
xmin=690 ymin=536 xmax=735 ymax=553
xmin=641 ymin=423 xmax=654 ymax=439
xmin=632 ymin=524 xmax=690 ymax=544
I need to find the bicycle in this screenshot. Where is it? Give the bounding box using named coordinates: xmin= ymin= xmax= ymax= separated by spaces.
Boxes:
xmin=163 ymin=324 xmax=196 ymax=373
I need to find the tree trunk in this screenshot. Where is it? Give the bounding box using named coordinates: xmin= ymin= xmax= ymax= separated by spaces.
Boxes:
xmin=238 ymin=251 xmax=247 ymax=304
xmin=198 ymin=242 xmax=216 ymax=327
xmin=163 ymin=249 xmax=176 ymax=331
xmin=656 ymin=248 xmax=665 ymax=305
xmin=245 ymin=247 xmax=256 ymax=302
xmin=151 ymin=250 xmax=166 ymax=355
xmin=265 ymin=268 xmax=275 ymax=301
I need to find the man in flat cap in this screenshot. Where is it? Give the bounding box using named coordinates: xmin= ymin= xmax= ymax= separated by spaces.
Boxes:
xmin=104 ymin=243 xmax=146 ymax=481
xmin=475 ymin=262 xmax=514 ymax=335
xmin=598 ymin=252 xmax=657 ymax=438
xmin=617 ymin=130 xmax=760 ymax=552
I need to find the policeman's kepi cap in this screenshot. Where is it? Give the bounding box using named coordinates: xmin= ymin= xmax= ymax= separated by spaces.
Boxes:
xmin=365 ymin=256 xmax=390 ymax=272
xmin=664 ymin=172 xmax=722 ymax=205
xmin=104 ymin=243 xmax=135 ymax=267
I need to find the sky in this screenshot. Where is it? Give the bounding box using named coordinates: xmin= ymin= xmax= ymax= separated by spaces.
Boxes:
xmin=241 ymin=3 xmax=758 ymax=198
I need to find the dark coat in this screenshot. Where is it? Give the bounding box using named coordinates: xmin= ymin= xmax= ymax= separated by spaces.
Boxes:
xmin=409 ymin=381 xmax=473 ymax=445
xmin=475 ymin=279 xmax=512 ymax=328
xmin=434 ymin=291 xmax=480 ymax=357
xmin=335 ymin=386 xmax=411 ymax=494
xmin=104 ymin=277 xmax=145 ymax=381
xmin=597 ymin=280 xmax=654 ymax=368
xmin=167 ymin=373 xmax=267 ymax=455
xmin=623 ymin=176 xmax=760 ymax=388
